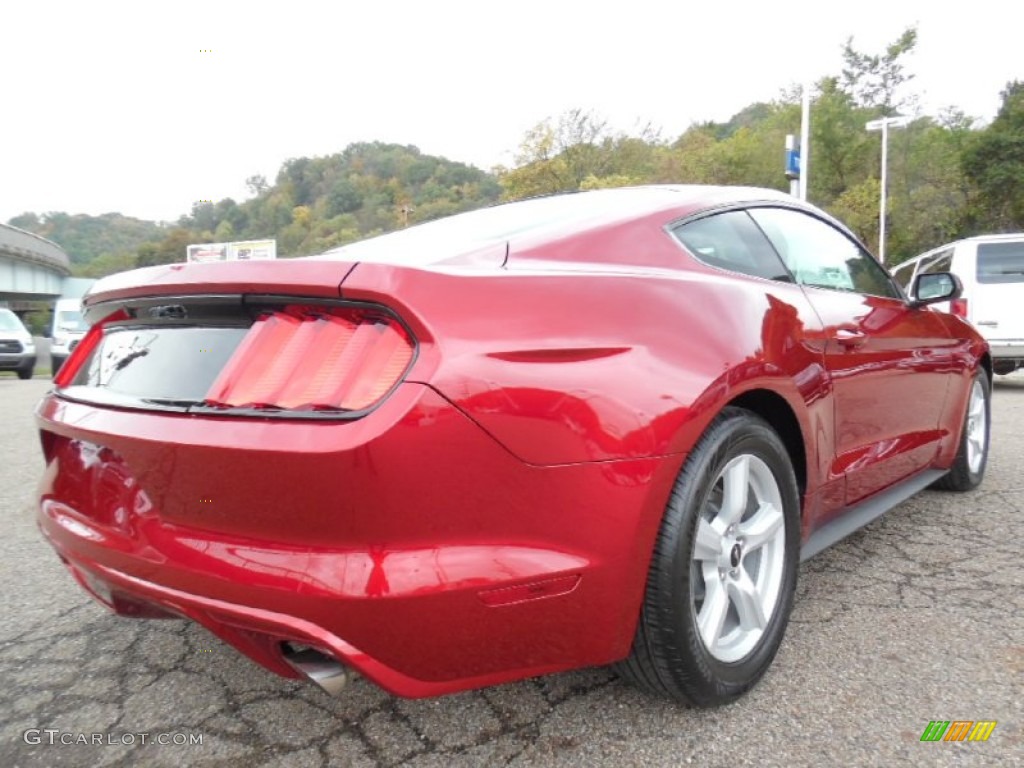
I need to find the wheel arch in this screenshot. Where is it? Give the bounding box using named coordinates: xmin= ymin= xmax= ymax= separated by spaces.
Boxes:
xmin=726 ymin=388 xmax=808 ymax=502
xmin=979 ymin=351 xmax=993 ymax=382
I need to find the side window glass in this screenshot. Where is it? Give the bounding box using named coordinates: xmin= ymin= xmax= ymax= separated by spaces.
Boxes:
xmin=891 ymin=259 xmax=917 ymax=291
xmin=671 ymin=210 xmax=791 ymax=282
xmin=977 ymin=241 xmax=1024 ymax=284
xmin=920 ymin=249 xmax=954 ymax=275
xmin=748 ymin=207 xmax=900 ymax=299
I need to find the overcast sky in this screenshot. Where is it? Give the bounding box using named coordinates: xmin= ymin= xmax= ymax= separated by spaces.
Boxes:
xmin=1 ymin=0 xmax=1020 ymax=224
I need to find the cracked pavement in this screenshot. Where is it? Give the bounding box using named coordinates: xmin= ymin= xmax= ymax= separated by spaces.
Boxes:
xmin=1 ymin=375 xmax=1021 ymax=767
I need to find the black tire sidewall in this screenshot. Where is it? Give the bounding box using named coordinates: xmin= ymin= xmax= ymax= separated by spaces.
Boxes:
xmin=654 ymin=410 xmax=801 ymax=700
xmin=960 ymin=369 xmax=992 ymax=487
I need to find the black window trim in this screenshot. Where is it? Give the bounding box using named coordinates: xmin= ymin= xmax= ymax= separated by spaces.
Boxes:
xmin=666 ymin=200 xmax=908 ymax=302
xmin=665 ymin=205 xmax=795 ymax=284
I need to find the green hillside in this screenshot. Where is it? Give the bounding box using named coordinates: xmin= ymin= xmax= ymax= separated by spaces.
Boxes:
xmin=7 ymin=29 xmax=1023 ymax=277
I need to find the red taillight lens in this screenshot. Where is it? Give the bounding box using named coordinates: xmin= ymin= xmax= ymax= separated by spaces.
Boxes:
xmin=53 ymin=308 xmax=129 ymax=388
xmin=204 ymin=307 xmax=414 ymax=412
xmin=951 ymin=298 xmax=968 ymax=319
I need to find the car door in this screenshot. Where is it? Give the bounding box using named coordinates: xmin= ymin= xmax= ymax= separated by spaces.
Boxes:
xmin=748 ymin=207 xmax=959 ymax=507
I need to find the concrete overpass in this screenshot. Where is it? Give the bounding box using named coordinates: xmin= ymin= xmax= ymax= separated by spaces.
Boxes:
xmin=0 ymin=222 xmax=71 ymax=310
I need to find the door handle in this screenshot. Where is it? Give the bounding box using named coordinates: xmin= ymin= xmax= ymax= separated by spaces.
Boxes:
xmin=834 ymin=328 xmax=867 ymax=349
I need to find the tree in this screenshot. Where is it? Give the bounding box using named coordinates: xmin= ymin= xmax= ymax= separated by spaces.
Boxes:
xmin=962 ymin=81 xmax=1024 ymax=230
xmin=246 ymin=175 xmax=269 ymax=197
xmin=7 ymin=212 xmax=40 ymax=230
xmin=841 ymin=26 xmax=918 ymax=115
xmin=7 ymin=211 xmax=164 ymax=264
xmin=327 ymin=179 xmax=361 ymax=216
xmin=73 ymin=251 xmax=137 ymax=278
xmin=136 ymin=228 xmax=196 ymax=268
xmin=213 ymin=220 xmax=235 ymax=241
xmin=498 ymin=109 xmax=656 ymax=199
xmin=186 ymin=201 xmax=217 ymax=232
xmin=809 ymin=77 xmax=874 ymax=201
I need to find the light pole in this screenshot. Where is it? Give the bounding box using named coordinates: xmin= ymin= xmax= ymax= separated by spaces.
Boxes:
xmin=865 ymin=115 xmax=910 ymax=262
xmin=799 ymin=82 xmax=811 ymax=201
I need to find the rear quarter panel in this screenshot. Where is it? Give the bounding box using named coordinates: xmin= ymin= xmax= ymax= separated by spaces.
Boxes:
xmin=340 ymin=217 xmax=833 ymax=482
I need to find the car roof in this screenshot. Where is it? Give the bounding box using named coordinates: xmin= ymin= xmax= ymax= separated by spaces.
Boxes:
xmin=957 ymin=232 xmax=1024 ymax=243
xmin=316 ymin=185 xmax=797 ymax=267
xmin=894 ymin=232 xmax=1024 ymax=268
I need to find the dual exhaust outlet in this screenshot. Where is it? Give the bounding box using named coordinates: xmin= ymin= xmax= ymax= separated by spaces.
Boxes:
xmin=281 ymin=643 xmax=348 ymax=696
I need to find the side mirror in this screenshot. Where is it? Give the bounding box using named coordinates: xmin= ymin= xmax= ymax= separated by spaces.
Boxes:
xmin=910 ymin=272 xmax=962 ymax=307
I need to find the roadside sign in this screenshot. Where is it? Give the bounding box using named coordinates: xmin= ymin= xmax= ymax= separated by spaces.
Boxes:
xmin=186 ymin=239 xmax=276 ymax=263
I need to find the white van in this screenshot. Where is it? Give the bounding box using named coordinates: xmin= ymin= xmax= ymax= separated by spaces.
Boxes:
xmin=892 ymin=234 xmax=1024 ymax=375
xmin=0 ymin=308 xmax=36 ymax=379
xmin=50 ymin=297 xmax=89 ymax=377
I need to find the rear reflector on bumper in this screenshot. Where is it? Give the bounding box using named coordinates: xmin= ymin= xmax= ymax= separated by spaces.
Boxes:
xmin=204 ymin=307 xmax=414 ymax=412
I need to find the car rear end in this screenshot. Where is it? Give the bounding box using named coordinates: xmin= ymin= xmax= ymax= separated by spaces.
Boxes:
xmin=35 ymin=256 xmax=669 ymax=696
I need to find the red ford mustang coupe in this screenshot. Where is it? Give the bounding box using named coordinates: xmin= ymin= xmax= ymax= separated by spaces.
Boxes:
xmin=36 ymin=186 xmax=990 ymax=706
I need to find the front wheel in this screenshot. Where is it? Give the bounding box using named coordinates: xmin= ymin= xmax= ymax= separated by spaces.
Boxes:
xmin=616 ymin=407 xmax=800 ymax=706
xmin=933 ymin=369 xmax=991 ymax=491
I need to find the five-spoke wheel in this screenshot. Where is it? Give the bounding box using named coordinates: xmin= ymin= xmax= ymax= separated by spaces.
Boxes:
xmin=692 ymin=454 xmax=787 ymax=663
xmin=617 ymin=407 xmax=800 ymax=706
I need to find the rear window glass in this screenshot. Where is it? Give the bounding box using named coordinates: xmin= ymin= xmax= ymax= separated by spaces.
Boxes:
xmin=65 ymin=326 xmax=247 ymax=406
xmin=977 ymin=241 xmax=1024 ymax=284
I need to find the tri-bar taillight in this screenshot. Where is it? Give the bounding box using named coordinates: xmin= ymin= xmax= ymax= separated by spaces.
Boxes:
xmin=204 ymin=306 xmax=414 ymax=413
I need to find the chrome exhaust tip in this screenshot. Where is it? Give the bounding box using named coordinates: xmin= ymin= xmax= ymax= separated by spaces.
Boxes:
xmin=282 ymin=643 xmax=348 ymax=696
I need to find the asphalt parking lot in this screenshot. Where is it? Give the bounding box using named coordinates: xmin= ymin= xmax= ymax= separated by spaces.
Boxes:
xmin=1 ymin=375 xmax=1021 ymax=767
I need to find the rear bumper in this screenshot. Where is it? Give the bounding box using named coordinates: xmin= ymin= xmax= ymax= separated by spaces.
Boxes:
xmin=45 ymin=542 xmax=580 ymax=697
xmin=36 ymin=383 xmax=679 ymax=696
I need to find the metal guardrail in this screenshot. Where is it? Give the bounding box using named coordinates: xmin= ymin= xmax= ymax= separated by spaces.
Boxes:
xmin=0 ymin=223 xmax=71 ymax=274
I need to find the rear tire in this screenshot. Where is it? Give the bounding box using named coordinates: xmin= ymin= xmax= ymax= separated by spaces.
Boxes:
xmin=616 ymin=407 xmax=800 ymax=707
xmin=933 ymin=369 xmax=990 ymax=491
xmin=992 ymin=361 xmax=1018 ymax=376
xmin=16 ymin=365 xmax=33 ymax=380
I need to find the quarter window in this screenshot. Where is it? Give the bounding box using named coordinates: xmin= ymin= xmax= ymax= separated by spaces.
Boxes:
xmin=671 ymin=211 xmax=791 ymax=282
xmin=748 ymin=208 xmax=900 ymax=299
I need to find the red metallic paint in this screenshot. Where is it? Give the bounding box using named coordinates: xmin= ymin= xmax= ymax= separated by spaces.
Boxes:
xmin=37 ymin=385 xmax=682 ymax=691
xmin=35 ymin=187 xmax=988 ymax=697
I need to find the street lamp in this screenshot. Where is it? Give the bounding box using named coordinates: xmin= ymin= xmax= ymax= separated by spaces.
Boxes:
xmin=865 ymin=115 xmax=910 ymax=262
xmin=800 ymin=81 xmax=811 ymax=201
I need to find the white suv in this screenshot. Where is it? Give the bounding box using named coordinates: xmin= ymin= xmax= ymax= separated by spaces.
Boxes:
xmin=893 ymin=234 xmax=1024 ymax=375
